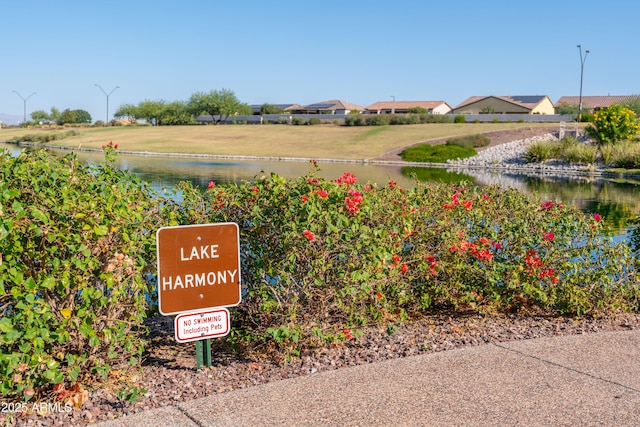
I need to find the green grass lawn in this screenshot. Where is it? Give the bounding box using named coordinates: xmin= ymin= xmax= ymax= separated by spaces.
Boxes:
xmin=1 ymin=122 xmax=555 ymax=160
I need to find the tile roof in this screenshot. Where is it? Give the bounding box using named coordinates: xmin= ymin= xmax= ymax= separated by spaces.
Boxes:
xmin=555 ymin=96 xmax=640 ymax=108
xmin=365 ymin=101 xmax=449 ymax=110
xmin=301 ymin=100 xmax=365 ymax=111
xmin=454 ymin=95 xmax=549 ymax=110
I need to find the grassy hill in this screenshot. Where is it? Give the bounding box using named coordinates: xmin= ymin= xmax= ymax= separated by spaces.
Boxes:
xmin=1 ymin=122 xmax=556 ymax=160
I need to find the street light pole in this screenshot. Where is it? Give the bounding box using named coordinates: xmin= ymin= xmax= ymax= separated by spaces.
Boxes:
xmin=12 ymin=91 xmax=37 ymax=123
xmin=577 ymin=44 xmax=589 ymax=123
xmin=94 ymin=84 xmax=120 ymax=125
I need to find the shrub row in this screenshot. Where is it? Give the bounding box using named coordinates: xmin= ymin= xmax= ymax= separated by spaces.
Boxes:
xmin=178 ymin=167 xmax=639 ymax=359
xmin=344 ymin=114 xmax=453 ymax=126
xmin=524 ymin=136 xmax=640 ymax=168
xmin=8 ymin=130 xmax=79 ymax=144
xmin=2 ymin=148 xmax=639 ymax=401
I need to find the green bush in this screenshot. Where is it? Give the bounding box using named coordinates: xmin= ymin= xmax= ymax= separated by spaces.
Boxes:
xmin=0 ymin=148 xmax=166 ymax=401
xmin=400 ymin=144 xmax=476 ymax=163
xmin=292 ymin=117 xmax=309 ymax=125
xmin=524 ymin=141 xmax=560 ymax=163
xmin=454 ymin=115 xmax=466 ymax=123
xmin=308 ymin=117 xmax=322 ymax=125
xmin=176 ymin=169 xmax=639 ymax=359
xmin=586 ymin=104 xmax=640 ymax=144
xmin=446 ymin=134 xmax=491 ymax=149
xmin=344 ymin=115 xmax=365 ymax=126
xmin=603 ymin=141 xmax=640 ymax=168
xmin=560 ymin=143 xmax=598 ymax=164
xmin=365 ymin=115 xmax=391 ymax=126
xmin=580 ymin=113 xmax=594 ymax=123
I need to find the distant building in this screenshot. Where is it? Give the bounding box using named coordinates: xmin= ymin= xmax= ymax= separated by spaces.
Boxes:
xmin=250 ymin=103 xmax=301 ymax=115
xmin=554 ymin=95 xmax=640 ymax=113
xmin=291 ymin=100 xmax=365 ymax=115
xmin=451 ymin=95 xmax=555 ymax=115
xmin=364 ymin=101 xmax=452 ymax=115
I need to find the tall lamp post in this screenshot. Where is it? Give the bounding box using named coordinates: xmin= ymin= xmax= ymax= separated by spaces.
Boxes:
xmin=94 ymin=84 xmax=119 ymax=125
xmin=12 ymin=91 xmax=37 ymax=123
xmin=577 ymin=44 xmax=589 ymax=123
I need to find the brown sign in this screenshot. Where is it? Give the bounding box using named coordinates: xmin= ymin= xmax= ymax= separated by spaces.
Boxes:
xmin=156 ymin=223 xmax=241 ymax=315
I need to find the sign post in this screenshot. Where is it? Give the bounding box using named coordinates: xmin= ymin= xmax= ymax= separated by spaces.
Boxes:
xmin=156 ymin=223 xmax=241 ymax=368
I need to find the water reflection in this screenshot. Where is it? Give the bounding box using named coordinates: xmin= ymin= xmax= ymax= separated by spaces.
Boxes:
xmin=2 ymin=143 xmax=639 ymax=237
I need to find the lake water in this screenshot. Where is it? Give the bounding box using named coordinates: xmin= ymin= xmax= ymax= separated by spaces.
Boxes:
xmin=2 ymin=143 xmax=639 ymax=239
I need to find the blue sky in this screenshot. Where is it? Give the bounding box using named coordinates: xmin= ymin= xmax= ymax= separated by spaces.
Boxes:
xmin=2 ymin=1 xmax=638 ymax=124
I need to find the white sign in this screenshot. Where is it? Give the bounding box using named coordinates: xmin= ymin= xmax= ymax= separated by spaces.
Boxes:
xmin=174 ymin=308 xmax=230 ymax=343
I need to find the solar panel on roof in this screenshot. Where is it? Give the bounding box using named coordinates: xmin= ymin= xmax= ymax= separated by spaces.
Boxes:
xmin=305 ymin=103 xmax=334 ymax=109
xmin=510 ymin=96 xmax=544 ymax=104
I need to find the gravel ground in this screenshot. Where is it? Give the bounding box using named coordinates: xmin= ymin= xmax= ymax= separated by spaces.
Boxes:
xmin=10 ymin=312 xmax=640 ymax=426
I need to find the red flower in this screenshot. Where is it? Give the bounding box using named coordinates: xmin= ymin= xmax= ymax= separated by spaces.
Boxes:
xmin=540 ymin=201 xmax=554 ymax=211
xmin=302 ymin=195 xmax=308 ymax=203
xmin=317 ymin=189 xmax=328 ymax=198
xmin=345 ymin=189 xmax=363 ymax=213
xmin=335 ymin=172 xmax=357 ymax=185
xmin=250 ymin=187 xmax=259 ymax=193
xmin=302 ymin=230 xmax=316 ymax=241
xmin=477 ymin=249 xmax=493 ymax=261
xmin=375 ymin=292 xmax=384 ymax=300
xmin=392 ymin=254 xmax=401 ymax=263
xmin=543 ymin=231 xmax=554 ymax=241
xmin=462 ymin=200 xmax=473 ymax=210
xmin=344 ymin=329 xmax=354 ymax=340
xmin=478 ymin=237 xmax=490 ymax=245
xmin=593 ymin=213 xmax=602 ymax=222
xmin=207 ymin=181 xmax=215 ymax=189
xmin=401 ymin=263 xmax=408 ymax=273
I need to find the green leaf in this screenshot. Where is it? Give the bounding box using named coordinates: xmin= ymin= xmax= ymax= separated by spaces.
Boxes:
xmin=0 ymin=317 xmax=15 ymax=333
xmin=42 ymin=276 xmax=55 ymax=290
xmin=93 ymin=225 xmax=109 ymax=235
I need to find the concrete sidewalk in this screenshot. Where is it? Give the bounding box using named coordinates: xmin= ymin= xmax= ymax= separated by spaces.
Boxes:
xmin=96 ymin=330 xmax=640 ymax=427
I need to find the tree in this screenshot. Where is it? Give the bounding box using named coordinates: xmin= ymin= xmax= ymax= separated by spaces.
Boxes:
xmin=114 ymin=103 xmax=139 ymax=122
xmin=408 ymin=106 xmax=428 ymax=114
xmin=160 ymin=101 xmax=195 ymax=125
xmin=260 ymin=103 xmax=285 ymax=115
xmin=49 ymin=107 xmax=61 ymax=124
xmin=58 ymin=109 xmax=92 ymax=125
xmin=30 ymin=110 xmax=50 ymax=123
xmin=555 ymin=102 xmax=579 ymax=116
xmin=137 ymin=100 xmax=167 ymax=126
xmin=187 ymin=88 xmax=250 ymax=124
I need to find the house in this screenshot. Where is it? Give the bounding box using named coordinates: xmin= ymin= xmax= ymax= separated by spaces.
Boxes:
xmin=451 ymin=95 xmax=555 ymax=115
xmin=291 ymin=100 xmax=365 ymax=115
xmin=554 ymin=96 xmax=640 ymax=113
xmin=364 ymin=101 xmax=452 ymax=115
xmin=250 ymin=103 xmax=301 ymax=115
